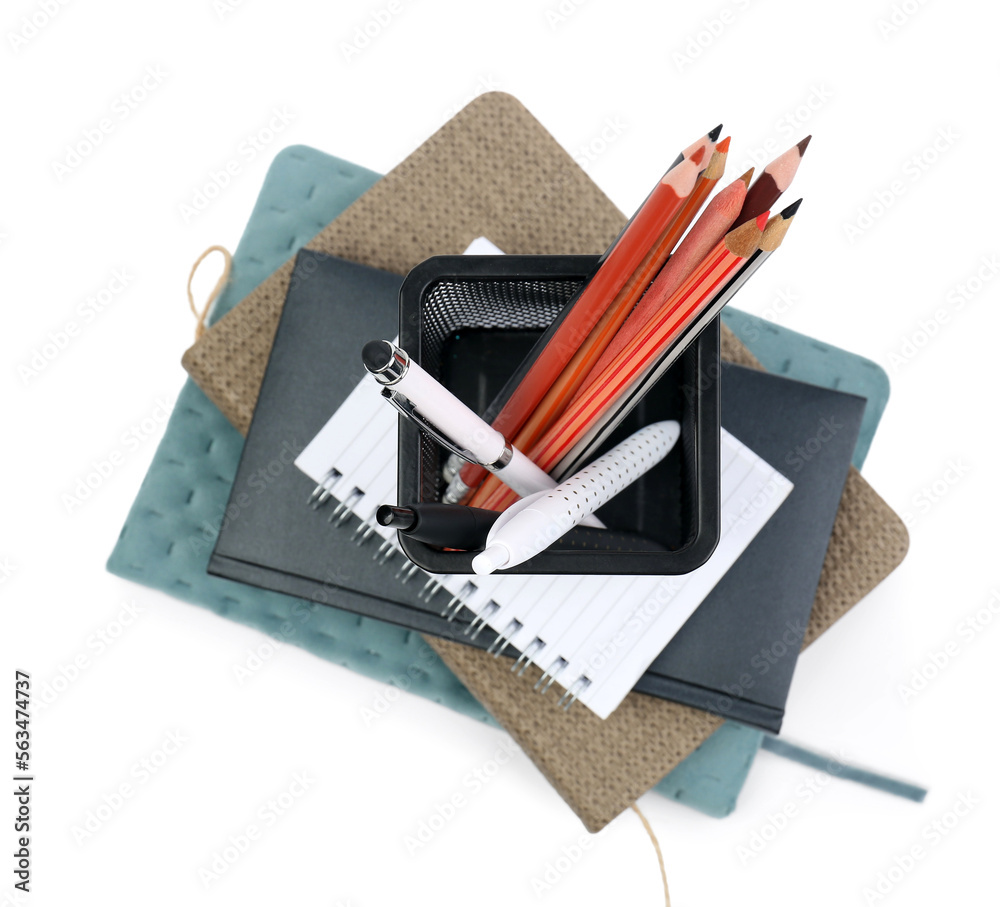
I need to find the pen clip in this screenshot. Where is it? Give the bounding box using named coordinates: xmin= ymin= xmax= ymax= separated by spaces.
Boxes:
xmin=382 ymin=389 xmax=475 ymax=464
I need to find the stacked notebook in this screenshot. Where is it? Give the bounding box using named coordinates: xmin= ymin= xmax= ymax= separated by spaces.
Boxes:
xmin=161 ymin=93 xmax=910 ymax=831
xmin=209 ymin=247 xmax=864 ymax=729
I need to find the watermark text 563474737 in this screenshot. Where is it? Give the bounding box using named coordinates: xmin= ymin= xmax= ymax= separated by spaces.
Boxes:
xmin=13 ymin=670 xmax=33 ymax=895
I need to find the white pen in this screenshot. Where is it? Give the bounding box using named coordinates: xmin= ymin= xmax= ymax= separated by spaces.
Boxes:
xmin=471 ymin=421 xmax=680 ymax=575
xmin=362 ymin=339 xmax=604 ymax=528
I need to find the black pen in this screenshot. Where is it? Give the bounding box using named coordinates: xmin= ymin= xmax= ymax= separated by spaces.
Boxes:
xmin=376 ymin=503 xmax=500 ymax=551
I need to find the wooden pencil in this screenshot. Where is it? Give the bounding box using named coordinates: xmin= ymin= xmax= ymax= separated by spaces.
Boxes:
xmin=578 ymin=168 xmax=752 ymax=392
xmin=464 ymin=158 xmax=718 ymax=510
xmin=671 ymin=123 xmax=723 ymax=169
xmin=455 ymin=154 xmax=704 ymax=507
xmin=732 ymin=136 xmax=810 ymax=227
xmin=553 ymin=200 xmax=802 ymax=477
xmin=478 ymin=213 xmax=770 ymax=512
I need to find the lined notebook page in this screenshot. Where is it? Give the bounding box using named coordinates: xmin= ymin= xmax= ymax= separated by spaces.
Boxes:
xmin=296 ymin=388 xmax=791 ymax=719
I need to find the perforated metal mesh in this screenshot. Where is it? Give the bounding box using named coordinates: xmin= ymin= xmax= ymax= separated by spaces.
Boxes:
xmin=416 ymin=277 xmax=583 ymax=502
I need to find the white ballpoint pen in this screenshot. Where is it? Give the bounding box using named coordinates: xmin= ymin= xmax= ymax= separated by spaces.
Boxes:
xmin=362 ymin=339 xmax=604 ymax=528
xmin=471 ymin=421 xmax=680 ymax=575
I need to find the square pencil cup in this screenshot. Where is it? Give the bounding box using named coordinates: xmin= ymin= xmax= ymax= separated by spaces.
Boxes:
xmin=396 ymin=255 xmax=721 ymax=575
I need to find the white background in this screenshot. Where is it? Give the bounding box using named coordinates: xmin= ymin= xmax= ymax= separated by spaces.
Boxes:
xmin=2 ymin=0 xmax=998 ymax=904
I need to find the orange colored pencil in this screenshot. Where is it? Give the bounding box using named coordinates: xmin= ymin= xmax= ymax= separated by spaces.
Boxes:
xmin=480 ymin=214 xmax=769 ymax=513
xmin=463 ymin=159 xmax=702 ymax=510
xmin=659 ymin=135 xmax=731 ymax=256
xmin=452 ymin=127 xmax=721 ymax=505
xmin=578 ymin=168 xmax=752 ymax=393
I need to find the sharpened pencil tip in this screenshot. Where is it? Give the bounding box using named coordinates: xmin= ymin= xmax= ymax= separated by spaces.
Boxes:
xmin=780 ymin=198 xmax=803 ymax=218
xmin=796 ymin=135 xmax=812 ymax=155
xmin=716 ymin=136 xmax=731 ymax=153
xmin=708 ymin=123 xmax=723 ymax=141
xmin=738 ymin=167 xmax=754 ymax=187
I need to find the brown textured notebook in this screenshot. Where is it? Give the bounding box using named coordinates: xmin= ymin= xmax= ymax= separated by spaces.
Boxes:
xmin=427 ymin=329 xmax=909 ymax=832
xmin=182 ymin=92 xmax=908 ymax=831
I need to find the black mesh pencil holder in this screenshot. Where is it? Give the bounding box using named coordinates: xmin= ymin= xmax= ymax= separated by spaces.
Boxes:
xmin=396 ymin=254 xmax=721 ymax=575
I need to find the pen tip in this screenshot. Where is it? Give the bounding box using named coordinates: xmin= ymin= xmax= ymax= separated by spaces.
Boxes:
xmin=376 ymin=504 xmax=417 ymax=530
xmin=472 ymin=545 xmax=508 ymax=576
xmin=362 ymin=339 xmax=393 ymax=373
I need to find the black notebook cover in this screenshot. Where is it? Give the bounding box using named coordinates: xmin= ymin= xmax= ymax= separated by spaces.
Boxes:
xmin=209 ymin=249 xmax=864 ymax=731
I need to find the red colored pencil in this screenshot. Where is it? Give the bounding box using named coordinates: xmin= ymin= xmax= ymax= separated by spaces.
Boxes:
xmin=453 ymin=130 xmax=719 ymax=504
xmin=480 ymin=214 xmax=769 ymax=512
xmin=579 ymin=168 xmax=752 ymax=392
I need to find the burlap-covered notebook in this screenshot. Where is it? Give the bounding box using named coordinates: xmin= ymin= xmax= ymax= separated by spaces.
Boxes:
xmin=182 ymin=92 xmax=908 ymax=831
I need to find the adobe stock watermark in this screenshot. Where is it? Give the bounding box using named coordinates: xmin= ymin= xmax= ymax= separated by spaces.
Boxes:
xmin=184 ymin=437 xmax=303 ymax=558
xmin=361 ymin=640 xmax=442 ymax=725
xmin=876 ymin=0 xmax=932 ymax=40
xmin=441 ymin=74 xmax=502 ymax=123
xmin=179 ymin=107 xmax=295 ymax=223
xmin=213 ymin=0 xmax=249 ymax=20
xmin=727 ymin=470 xmax=792 ymax=529
xmin=231 ymin=599 xmax=318 ymax=685
xmin=51 ymin=66 xmax=168 ymax=181
xmin=70 ymin=730 xmax=189 ymax=845
xmin=726 ymin=289 xmax=801 ymax=345
xmin=545 ymin=0 xmax=588 ymax=29
xmin=735 ymin=85 xmax=833 ymax=173
xmin=697 ymin=618 xmax=810 ymax=718
xmin=671 ymin=0 xmax=752 ymax=71
xmin=573 ymin=116 xmax=628 ymax=171
xmin=33 ymin=601 xmax=144 ymax=712
xmin=898 ymin=457 xmax=971 ymax=530
xmin=861 ymin=791 xmax=980 ymax=904
xmin=340 ymin=0 xmax=406 ymax=62
xmin=529 ymin=831 xmax=600 ymax=897
xmin=7 ymin=0 xmax=71 ymax=54
xmin=783 ymin=415 xmax=845 ymax=474
xmin=886 ymin=255 xmax=999 ymax=373
xmin=61 ymin=398 xmax=173 ymax=513
xmin=198 ymin=772 xmax=317 ymax=888
xmin=403 ymin=738 xmax=519 ymax=855
xmin=737 ymin=751 xmax=847 ymax=864
xmin=0 ymin=556 xmax=18 ymax=586
xmin=0 ymin=888 xmax=27 ymax=907
xmin=18 ymin=268 xmax=135 ymax=385
xmin=897 ymin=587 xmax=998 ymax=704
xmin=573 ymin=575 xmax=685 ymax=683
xmin=843 ymin=127 xmax=959 ymax=244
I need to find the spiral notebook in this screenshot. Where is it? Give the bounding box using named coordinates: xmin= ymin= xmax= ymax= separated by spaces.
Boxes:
xmin=297 ymin=390 xmax=790 ymax=717
xmin=289 ymin=238 xmax=791 ymax=718
xmin=208 ymin=246 xmax=865 ymax=729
